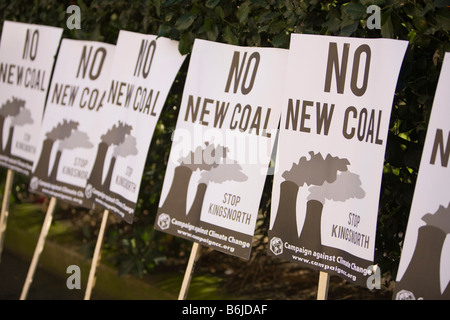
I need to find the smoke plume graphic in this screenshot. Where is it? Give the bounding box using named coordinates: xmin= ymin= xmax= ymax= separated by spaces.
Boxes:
xmin=45 ymin=119 xmax=79 ymax=141
xmin=199 ymin=161 xmax=248 ymax=184
xmin=112 ymin=135 xmax=138 ymax=158
xmin=282 ymin=151 xmax=350 ymax=186
xmin=271 ymin=151 xmax=365 ymax=252
xmin=179 ymin=142 xmax=228 ymax=171
xmin=0 ymin=96 xmax=25 ymax=117
xmin=159 ymin=142 xmax=228 ymax=223
xmin=101 ymin=121 xmax=132 ymax=146
xmin=58 ymin=130 xmax=94 ymax=151
xmin=49 ymin=129 xmax=94 ymax=181
xmin=11 ymin=107 xmax=33 ymax=126
xmin=307 ymin=171 xmax=365 ymax=204
xmin=88 ymin=121 xmax=134 ymax=189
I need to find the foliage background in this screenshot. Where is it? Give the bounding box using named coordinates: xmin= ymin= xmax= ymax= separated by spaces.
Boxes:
xmin=0 ymin=0 xmax=448 ymax=283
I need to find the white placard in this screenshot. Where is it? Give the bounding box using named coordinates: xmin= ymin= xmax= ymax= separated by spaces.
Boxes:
xmin=85 ymin=30 xmax=186 ymax=223
xmin=155 ymin=39 xmax=288 ymax=259
xmin=269 ymin=34 xmax=407 ymax=286
xmin=394 ymin=52 xmax=450 ymax=300
xmin=0 ymin=21 xmax=62 ymax=175
xmin=30 ymin=39 xmax=115 ymax=208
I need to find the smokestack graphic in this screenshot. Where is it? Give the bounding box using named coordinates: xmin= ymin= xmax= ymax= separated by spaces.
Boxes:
xmin=0 ymin=97 xmax=25 ymax=152
xmin=186 ymin=183 xmax=207 ymax=225
xmin=186 ymin=161 xmax=248 ymax=224
xmin=102 ymin=134 xmax=137 ymax=191
xmin=49 ymin=149 xmax=62 ymax=181
xmin=396 ymin=203 xmax=450 ymax=299
xmin=34 ymin=119 xmax=79 ymax=179
xmin=270 ymin=180 xmax=302 ymax=245
xmin=49 ymin=129 xmax=94 ymax=182
xmin=4 ymin=107 xmax=34 ymax=156
xmin=271 ymin=152 xmax=351 ymax=246
xmin=89 ymin=121 xmax=132 ymax=189
xmin=159 ymin=142 xmax=227 ymax=221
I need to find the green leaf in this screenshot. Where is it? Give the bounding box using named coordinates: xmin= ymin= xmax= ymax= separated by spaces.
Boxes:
xmin=381 ymin=16 xmax=394 ymax=38
xmin=223 ymin=26 xmax=238 ymax=45
xmin=154 ymin=0 xmax=161 ymax=16
xmin=205 ymin=0 xmax=220 ymax=9
xmin=203 ymin=17 xmax=213 ymax=31
xmin=164 ymin=0 xmax=182 ymax=7
xmin=206 ymin=23 xmax=219 ymax=41
xmin=215 ymin=5 xmax=225 ymax=20
xmin=435 ymin=8 xmax=450 ymax=31
xmin=178 ymin=32 xmax=192 ymax=55
xmin=342 ymin=3 xmax=366 ymax=20
xmin=269 ymin=20 xmax=286 ymax=35
xmin=175 ymin=13 xmax=196 ymax=31
xmin=157 ymin=24 xmax=171 ymax=37
xmin=324 ymin=17 xmax=341 ymax=34
xmin=360 ymin=0 xmax=385 ymax=6
xmin=237 ymin=1 xmax=251 ymax=24
xmin=271 ymin=31 xmax=289 ymax=48
xmin=340 ymin=20 xmax=359 ymax=37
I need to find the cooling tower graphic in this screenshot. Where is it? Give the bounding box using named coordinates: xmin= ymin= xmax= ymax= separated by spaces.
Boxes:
xmin=102 ymin=134 xmax=138 ymax=192
xmin=158 ymin=142 xmax=228 ymax=223
xmin=271 ymin=151 xmax=365 ymax=253
xmin=88 ymin=121 xmax=132 ymax=190
xmin=269 ymin=180 xmax=300 ymax=246
xmin=395 ymin=203 xmax=450 ymax=299
xmin=0 ymin=97 xmax=30 ymax=156
xmin=33 ymin=119 xmax=79 ymax=179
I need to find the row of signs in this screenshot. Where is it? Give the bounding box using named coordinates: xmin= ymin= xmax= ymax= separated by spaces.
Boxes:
xmin=0 ymin=21 xmax=448 ymax=299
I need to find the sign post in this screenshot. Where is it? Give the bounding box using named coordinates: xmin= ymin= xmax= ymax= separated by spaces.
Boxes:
xmin=317 ymin=271 xmax=330 ymax=300
xmin=84 ymin=209 xmax=109 ymax=300
xmin=178 ymin=242 xmax=201 ymax=300
xmin=0 ymin=169 xmax=14 ymax=262
xmin=20 ymin=196 xmax=57 ymax=300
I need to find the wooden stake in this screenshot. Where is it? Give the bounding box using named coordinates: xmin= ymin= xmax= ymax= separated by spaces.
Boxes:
xmin=84 ymin=209 xmax=109 ymax=300
xmin=178 ymin=242 xmax=201 ymax=300
xmin=0 ymin=169 xmax=14 ymax=263
xmin=317 ymin=271 xmax=330 ymax=300
xmin=20 ymin=196 xmax=57 ymax=300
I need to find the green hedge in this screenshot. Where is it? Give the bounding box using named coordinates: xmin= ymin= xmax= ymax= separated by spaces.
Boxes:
xmin=0 ymin=0 xmax=449 ymax=280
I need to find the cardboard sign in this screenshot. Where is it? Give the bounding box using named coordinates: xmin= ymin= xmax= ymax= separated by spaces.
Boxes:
xmin=394 ymin=52 xmax=450 ymax=300
xmin=84 ymin=30 xmax=186 ymax=223
xmin=268 ymin=34 xmax=407 ymax=286
xmin=0 ymin=21 xmax=62 ymax=175
xmin=155 ymin=39 xmax=288 ymax=259
xmin=29 ymin=39 xmax=115 ymax=208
